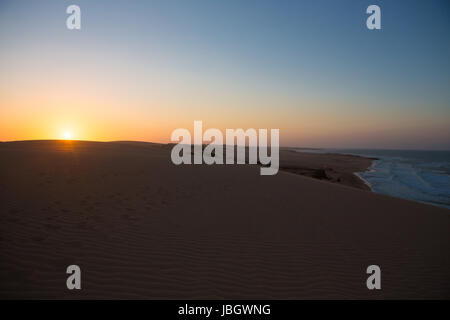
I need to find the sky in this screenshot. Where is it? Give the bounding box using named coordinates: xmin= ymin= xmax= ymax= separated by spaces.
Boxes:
xmin=0 ymin=0 xmax=449 ymax=149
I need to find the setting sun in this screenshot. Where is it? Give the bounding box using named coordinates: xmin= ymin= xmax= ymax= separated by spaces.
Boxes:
xmin=63 ymin=131 xmax=72 ymax=140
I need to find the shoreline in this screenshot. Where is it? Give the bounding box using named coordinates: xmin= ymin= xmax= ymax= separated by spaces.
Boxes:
xmin=354 ymin=171 xmax=374 ymax=191
xmin=279 ymin=149 xmax=375 ymax=191
xmin=354 ymin=159 xmax=378 ymax=192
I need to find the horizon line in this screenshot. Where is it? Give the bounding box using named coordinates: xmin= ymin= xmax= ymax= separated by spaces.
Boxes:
xmin=1 ymin=139 xmax=449 ymax=152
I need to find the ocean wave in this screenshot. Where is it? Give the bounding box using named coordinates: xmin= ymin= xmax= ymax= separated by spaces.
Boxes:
xmin=357 ymin=152 xmax=450 ymax=209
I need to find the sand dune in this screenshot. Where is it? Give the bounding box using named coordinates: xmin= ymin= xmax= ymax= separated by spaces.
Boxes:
xmin=0 ymin=140 xmax=449 ymax=299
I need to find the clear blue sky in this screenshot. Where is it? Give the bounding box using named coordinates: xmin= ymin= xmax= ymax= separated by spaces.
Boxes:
xmin=1 ymin=0 xmax=449 ymax=149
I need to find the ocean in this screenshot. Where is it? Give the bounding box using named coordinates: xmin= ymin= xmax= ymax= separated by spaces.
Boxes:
xmin=294 ymin=148 xmax=450 ymax=210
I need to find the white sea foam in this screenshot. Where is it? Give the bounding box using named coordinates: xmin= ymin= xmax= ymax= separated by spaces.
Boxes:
xmin=295 ymin=148 xmax=450 ymax=210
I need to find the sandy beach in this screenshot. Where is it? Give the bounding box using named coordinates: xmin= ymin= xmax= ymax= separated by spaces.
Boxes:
xmin=0 ymin=140 xmax=449 ymax=299
xmin=279 ymin=148 xmax=375 ymax=190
